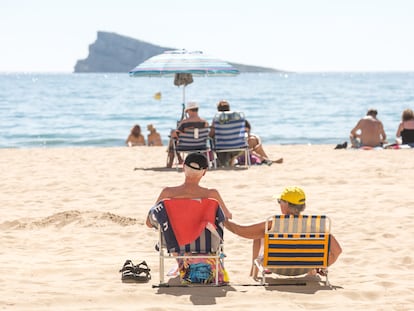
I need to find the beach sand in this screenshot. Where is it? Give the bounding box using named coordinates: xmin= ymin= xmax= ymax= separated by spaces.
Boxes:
xmin=1 ymin=145 xmax=413 ymax=310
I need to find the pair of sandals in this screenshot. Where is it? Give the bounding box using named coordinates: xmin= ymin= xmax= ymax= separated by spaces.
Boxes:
xmin=119 ymin=260 xmax=151 ymax=283
xmin=334 ymin=141 xmax=348 ymax=149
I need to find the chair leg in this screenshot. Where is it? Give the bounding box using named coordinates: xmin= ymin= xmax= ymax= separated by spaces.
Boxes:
xmin=215 ymin=257 xmax=219 ymax=285
xmin=325 ymin=272 xmax=330 ymax=287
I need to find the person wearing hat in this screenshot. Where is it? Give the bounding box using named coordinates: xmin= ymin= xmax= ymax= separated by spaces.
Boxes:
xmin=350 ymin=108 xmax=387 ymax=148
xmin=224 ymin=186 xmax=342 ymax=277
xmin=166 ymin=101 xmax=209 ymax=168
xmin=147 ymin=152 xmax=232 ymax=228
xmin=176 ymin=101 xmax=209 ymax=132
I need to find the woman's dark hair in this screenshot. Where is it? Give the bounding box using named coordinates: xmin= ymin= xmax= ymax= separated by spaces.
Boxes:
xmin=217 ymin=100 xmax=230 ymax=112
xmin=131 ymin=125 xmax=141 ymax=136
xmin=245 ymin=120 xmax=251 ymax=130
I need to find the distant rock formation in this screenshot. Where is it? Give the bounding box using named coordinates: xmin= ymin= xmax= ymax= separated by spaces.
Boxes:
xmin=74 ymin=31 xmax=281 ymax=73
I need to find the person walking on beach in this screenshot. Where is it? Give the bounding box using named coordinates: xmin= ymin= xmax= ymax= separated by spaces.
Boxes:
xmin=224 ymin=186 xmax=342 ymax=278
xmin=126 ymin=124 xmax=146 ymax=147
xmin=147 ymin=124 xmax=163 ymax=146
xmin=349 ymin=108 xmax=387 ymax=148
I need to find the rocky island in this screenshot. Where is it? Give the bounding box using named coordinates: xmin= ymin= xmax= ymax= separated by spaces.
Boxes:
xmin=74 ymin=31 xmax=282 ymax=73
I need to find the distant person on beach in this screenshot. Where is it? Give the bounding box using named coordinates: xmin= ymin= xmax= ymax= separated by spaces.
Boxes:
xmin=224 ymin=186 xmax=342 ymax=278
xmin=237 ymin=120 xmax=283 ymax=166
xmin=208 ymin=99 xmax=232 ymax=139
xmin=146 ymin=124 xmax=163 ymax=146
xmin=126 ymin=124 xmax=146 ymax=147
xmin=147 ymin=152 xmax=232 ymax=227
xmin=166 ymin=102 xmax=209 ymax=168
xmin=349 ymin=109 xmax=387 ymax=148
xmin=396 ymin=108 xmax=414 ymax=146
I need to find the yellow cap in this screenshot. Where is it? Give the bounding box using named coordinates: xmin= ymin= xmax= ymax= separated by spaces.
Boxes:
xmin=276 ymin=186 xmax=306 ymax=205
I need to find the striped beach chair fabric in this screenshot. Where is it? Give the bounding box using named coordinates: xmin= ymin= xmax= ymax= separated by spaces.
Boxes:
xmin=212 ymin=111 xmax=250 ymax=167
xmin=149 ymin=198 xmax=225 ymax=285
xmin=175 ymin=127 xmax=210 ymax=151
xmin=255 ymin=214 xmax=331 ymax=285
xmin=174 ymin=127 xmax=213 ymax=169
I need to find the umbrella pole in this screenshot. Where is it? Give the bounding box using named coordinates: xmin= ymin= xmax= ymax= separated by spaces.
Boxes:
xmin=180 ymin=86 xmax=186 ymax=121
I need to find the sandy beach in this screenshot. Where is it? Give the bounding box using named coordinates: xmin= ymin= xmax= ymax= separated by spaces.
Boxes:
xmin=1 ymin=145 xmax=413 ymax=310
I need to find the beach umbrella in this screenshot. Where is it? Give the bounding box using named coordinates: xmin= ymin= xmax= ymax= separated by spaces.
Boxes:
xmin=129 ymin=49 xmax=239 ymax=120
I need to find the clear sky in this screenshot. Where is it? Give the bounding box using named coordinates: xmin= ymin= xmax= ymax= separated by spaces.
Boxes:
xmin=1 ymin=0 xmax=413 ymax=72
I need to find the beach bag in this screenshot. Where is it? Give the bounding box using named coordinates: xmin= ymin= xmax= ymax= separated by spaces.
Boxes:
xmin=237 ymin=154 xmax=261 ymax=165
xmin=178 ymin=256 xmax=229 ymax=284
xmin=174 ymin=73 xmax=193 ymax=86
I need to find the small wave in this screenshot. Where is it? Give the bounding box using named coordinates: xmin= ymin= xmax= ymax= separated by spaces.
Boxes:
xmin=0 ymin=210 xmax=140 ymax=230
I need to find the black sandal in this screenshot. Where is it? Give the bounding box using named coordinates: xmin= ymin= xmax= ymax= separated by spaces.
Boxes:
xmin=120 ymin=260 xmax=151 ymax=283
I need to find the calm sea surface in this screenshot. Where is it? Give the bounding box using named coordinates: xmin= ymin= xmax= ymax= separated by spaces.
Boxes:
xmin=1 ymin=72 xmax=413 ymax=148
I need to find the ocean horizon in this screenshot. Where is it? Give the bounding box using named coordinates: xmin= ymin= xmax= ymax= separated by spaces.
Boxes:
xmin=1 ymin=72 xmax=413 ymax=148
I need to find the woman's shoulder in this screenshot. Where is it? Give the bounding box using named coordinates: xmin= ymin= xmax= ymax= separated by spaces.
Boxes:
xmin=403 ymin=120 xmax=414 ymax=129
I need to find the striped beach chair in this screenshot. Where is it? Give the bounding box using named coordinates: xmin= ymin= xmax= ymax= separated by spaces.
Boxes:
xmin=212 ymin=111 xmax=250 ymax=167
xmin=148 ymin=198 xmax=225 ymax=286
xmin=174 ymin=127 xmax=213 ymax=169
xmin=254 ymin=214 xmax=331 ymax=286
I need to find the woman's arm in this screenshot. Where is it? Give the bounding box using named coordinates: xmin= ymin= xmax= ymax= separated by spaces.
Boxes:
xmin=328 ymin=234 xmax=342 ymax=266
xmin=224 ymin=219 xmax=267 ymax=239
xmin=396 ymin=122 xmax=404 ymax=138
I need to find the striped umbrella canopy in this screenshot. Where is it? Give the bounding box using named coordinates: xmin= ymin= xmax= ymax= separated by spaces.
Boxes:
xmin=129 ymin=50 xmax=239 ymax=120
xmin=129 ymin=49 xmax=239 ymax=77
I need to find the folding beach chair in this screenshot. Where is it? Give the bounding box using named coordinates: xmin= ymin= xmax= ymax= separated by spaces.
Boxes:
xmin=254 ymin=214 xmax=331 ymax=286
xmin=212 ymin=111 xmax=250 ymax=167
xmin=148 ymin=198 xmax=226 ymax=286
xmin=173 ymin=127 xmax=214 ymax=169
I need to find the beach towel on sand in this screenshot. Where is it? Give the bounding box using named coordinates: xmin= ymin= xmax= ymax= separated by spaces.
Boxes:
xmin=149 ymin=198 xmax=224 ymax=251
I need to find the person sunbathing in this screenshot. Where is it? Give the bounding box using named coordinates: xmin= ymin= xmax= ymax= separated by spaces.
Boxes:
xmin=147 ymin=124 xmax=163 ymax=146
xmin=147 ymin=152 xmax=232 ymax=229
xmin=126 ymin=124 xmax=146 ymax=146
xmin=241 ymin=120 xmax=283 ymax=165
xmin=146 ymin=152 xmax=232 ymax=283
xmin=350 ymin=108 xmax=387 ymax=148
xmin=224 ymin=186 xmax=342 ymax=278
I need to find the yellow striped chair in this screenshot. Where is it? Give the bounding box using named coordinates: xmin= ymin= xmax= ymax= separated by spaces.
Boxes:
xmin=254 ymin=214 xmax=331 ymax=286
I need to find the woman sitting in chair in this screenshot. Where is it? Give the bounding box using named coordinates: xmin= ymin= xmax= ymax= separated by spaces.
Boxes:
xmin=224 ymin=186 xmax=342 ymax=278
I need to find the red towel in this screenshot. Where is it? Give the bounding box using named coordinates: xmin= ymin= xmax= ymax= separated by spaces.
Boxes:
xmin=163 ymin=198 xmax=219 ymax=246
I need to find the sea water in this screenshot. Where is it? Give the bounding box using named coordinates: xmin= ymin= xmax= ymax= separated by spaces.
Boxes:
xmin=1 ymin=72 xmax=413 ymax=148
